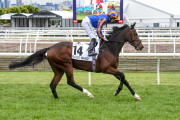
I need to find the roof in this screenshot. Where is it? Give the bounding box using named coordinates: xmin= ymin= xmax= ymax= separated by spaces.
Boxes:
xmin=11 ymin=13 xmax=32 ymax=18
xmin=29 ymin=11 xmax=62 ymax=19
xmin=0 ymin=13 xmax=16 ymax=20
xmin=134 ymin=0 xmax=180 ymax=18
xmin=19 ymin=13 xmax=32 ymax=17
xmin=51 ymin=11 xmax=73 ymax=19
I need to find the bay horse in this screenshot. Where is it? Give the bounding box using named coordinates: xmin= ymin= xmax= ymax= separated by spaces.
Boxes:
xmin=9 ymin=22 xmax=144 ymax=100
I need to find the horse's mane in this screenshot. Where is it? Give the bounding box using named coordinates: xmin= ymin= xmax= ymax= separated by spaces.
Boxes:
xmin=106 ymin=24 xmax=129 ymax=39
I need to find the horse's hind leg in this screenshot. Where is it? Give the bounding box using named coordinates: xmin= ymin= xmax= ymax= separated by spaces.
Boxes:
xmin=49 ymin=63 xmax=64 ymax=99
xmin=50 ymin=72 xmax=64 ymax=99
xmin=65 ymin=67 xmax=94 ymax=98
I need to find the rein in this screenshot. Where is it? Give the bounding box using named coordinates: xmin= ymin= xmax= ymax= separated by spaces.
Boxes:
xmin=99 ymin=39 xmax=125 ymax=52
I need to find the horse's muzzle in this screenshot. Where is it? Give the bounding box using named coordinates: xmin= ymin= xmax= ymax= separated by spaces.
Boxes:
xmin=139 ymin=46 xmax=144 ymax=51
xmin=136 ymin=45 xmax=144 ymax=51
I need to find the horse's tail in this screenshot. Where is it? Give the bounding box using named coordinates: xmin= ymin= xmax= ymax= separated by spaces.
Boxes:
xmin=9 ymin=47 xmax=50 ymax=70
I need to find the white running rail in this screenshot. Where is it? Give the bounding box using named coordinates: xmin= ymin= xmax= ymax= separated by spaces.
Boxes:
xmin=0 ymin=28 xmax=180 ymax=85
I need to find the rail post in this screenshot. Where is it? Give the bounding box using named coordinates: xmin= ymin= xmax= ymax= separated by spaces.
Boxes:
xmin=88 ymin=72 xmax=91 ymax=86
xmin=34 ymin=29 xmax=39 ymax=52
xmin=148 ymin=33 xmax=151 ymax=54
xmin=5 ymin=29 xmax=8 ymax=40
xmin=157 ymin=57 xmax=160 ymax=85
xmin=19 ymin=37 xmax=22 ymax=53
xmin=71 ymin=29 xmax=73 ymax=42
xmin=25 ymin=33 xmax=29 ymax=53
xmin=173 ymin=38 xmax=176 ymax=58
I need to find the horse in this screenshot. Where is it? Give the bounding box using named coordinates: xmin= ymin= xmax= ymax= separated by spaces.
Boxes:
xmin=9 ymin=22 xmax=144 ymax=100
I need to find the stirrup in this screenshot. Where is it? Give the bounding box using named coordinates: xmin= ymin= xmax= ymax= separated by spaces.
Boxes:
xmin=87 ymin=43 xmax=97 ymax=51
xmin=88 ymin=52 xmax=97 ymax=56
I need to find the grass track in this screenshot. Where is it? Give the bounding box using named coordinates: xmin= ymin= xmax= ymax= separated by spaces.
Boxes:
xmin=0 ymin=72 xmax=180 ymax=120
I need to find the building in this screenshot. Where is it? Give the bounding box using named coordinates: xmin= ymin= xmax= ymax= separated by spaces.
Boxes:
xmin=124 ymin=0 xmax=180 ymax=27
xmin=9 ymin=11 xmax=81 ymax=28
xmin=4 ymin=0 xmax=10 ymax=8
xmin=11 ymin=11 xmax=62 ymax=27
xmin=39 ymin=3 xmax=59 ymax=11
xmin=51 ymin=11 xmax=81 ymax=27
xmin=40 ymin=3 xmax=56 ymax=11
xmin=31 ymin=2 xmax=40 ymax=8
xmin=0 ymin=0 xmax=3 ymax=8
xmin=16 ymin=0 xmax=23 ymax=6
xmin=11 ymin=13 xmax=31 ymax=27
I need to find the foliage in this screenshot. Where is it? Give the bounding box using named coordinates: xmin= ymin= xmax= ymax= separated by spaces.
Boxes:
xmin=8 ymin=6 xmax=21 ymax=13
xmin=23 ymin=5 xmax=40 ymax=13
xmin=0 ymin=72 xmax=180 ymax=120
xmin=0 ymin=5 xmax=40 ymax=15
xmin=62 ymin=8 xmax=72 ymax=11
xmin=19 ymin=6 xmax=29 ymax=13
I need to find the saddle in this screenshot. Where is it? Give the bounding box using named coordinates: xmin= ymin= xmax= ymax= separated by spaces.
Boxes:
xmin=71 ymin=41 xmax=100 ymax=61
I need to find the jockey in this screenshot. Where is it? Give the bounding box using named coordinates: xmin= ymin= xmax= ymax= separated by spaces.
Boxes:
xmin=82 ymin=10 xmax=118 ymax=56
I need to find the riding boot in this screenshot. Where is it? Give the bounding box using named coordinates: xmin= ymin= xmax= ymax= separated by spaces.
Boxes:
xmin=88 ymin=38 xmax=97 ymax=56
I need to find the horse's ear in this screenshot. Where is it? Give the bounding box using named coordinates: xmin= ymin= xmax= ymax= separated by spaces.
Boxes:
xmin=131 ymin=22 xmax=136 ymax=29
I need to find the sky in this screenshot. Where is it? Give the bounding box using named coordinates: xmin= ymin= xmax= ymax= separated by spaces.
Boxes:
xmin=9 ymin=0 xmax=68 ymax=5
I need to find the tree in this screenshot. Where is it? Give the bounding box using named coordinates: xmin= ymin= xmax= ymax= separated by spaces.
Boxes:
xmin=0 ymin=9 xmax=3 ymax=15
xmin=0 ymin=5 xmax=40 ymax=15
xmin=2 ymin=9 xmax=10 ymax=14
xmin=19 ymin=6 xmax=29 ymax=13
xmin=23 ymin=5 xmax=34 ymax=13
xmin=9 ymin=6 xmax=21 ymax=13
xmin=34 ymin=7 xmax=40 ymax=13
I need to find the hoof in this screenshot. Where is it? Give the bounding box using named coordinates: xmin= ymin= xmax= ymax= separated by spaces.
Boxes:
xmin=83 ymin=88 xmax=94 ymax=98
xmin=135 ymin=97 xmax=141 ymax=101
xmin=54 ymin=96 xmax=59 ymax=99
xmin=88 ymin=94 xmax=94 ymax=98
xmin=134 ymin=93 xmax=141 ymax=101
xmin=114 ymin=90 xmax=119 ymax=96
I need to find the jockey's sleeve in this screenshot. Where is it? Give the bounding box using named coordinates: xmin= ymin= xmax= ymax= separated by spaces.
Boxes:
xmin=97 ymin=18 xmax=107 ymax=39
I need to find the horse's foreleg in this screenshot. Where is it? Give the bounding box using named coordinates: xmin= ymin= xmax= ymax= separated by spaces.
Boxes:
xmin=114 ymin=81 xmax=123 ymax=96
xmin=104 ymin=67 xmax=141 ymax=100
xmin=66 ymin=71 xmax=94 ymax=98
xmin=115 ymin=72 xmax=141 ymax=100
xmin=123 ymin=78 xmax=141 ymax=100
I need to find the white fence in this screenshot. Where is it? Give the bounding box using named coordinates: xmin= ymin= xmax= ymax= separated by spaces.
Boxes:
xmin=0 ymin=28 xmax=180 ymax=84
xmin=1 ymin=28 xmax=180 ymax=53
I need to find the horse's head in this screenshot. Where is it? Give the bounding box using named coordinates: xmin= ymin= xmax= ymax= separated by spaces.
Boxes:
xmin=126 ymin=22 xmax=144 ymax=51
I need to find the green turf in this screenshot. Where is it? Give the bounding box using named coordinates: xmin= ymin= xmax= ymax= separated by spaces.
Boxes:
xmin=0 ymin=72 xmax=180 ymax=120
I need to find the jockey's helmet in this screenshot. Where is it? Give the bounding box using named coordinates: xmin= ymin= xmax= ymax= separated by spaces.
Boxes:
xmin=107 ymin=10 xmax=118 ymax=19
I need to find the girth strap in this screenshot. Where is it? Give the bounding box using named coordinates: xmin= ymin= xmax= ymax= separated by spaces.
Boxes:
xmin=92 ymin=49 xmax=96 ymax=72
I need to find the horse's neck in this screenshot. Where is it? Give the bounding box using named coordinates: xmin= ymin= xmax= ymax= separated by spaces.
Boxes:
xmin=104 ymin=29 xmax=127 ymax=56
xmin=104 ymin=42 xmax=124 ymax=57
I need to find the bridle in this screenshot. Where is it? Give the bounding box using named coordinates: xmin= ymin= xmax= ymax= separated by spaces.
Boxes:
xmin=100 ymin=27 xmax=142 ymax=50
xmin=128 ymin=29 xmax=142 ymax=49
